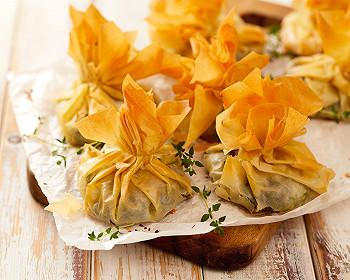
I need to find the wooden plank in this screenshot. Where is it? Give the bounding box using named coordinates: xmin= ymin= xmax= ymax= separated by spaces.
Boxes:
xmin=3 ymin=1 xmax=318 ymax=279
xmin=305 ymin=202 xmax=350 ymax=280
xmin=0 ymin=0 xmax=19 ymax=147
xmin=93 ymin=243 xmax=203 ymax=280
xmin=5 ymin=1 xmax=203 ymax=278
xmin=203 ymin=217 xmax=316 ymax=279
xmin=229 ymin=0 xmax=292 ymax=21
xmin=147 ymin=223 xmax=281 ymax=270
xmin=0 ymin=0 xmax=90 ymax=278
xmin=8 ymin=0 xmax=70 ymax=73
xmin=0 ymin=105 xmax=89 ymax=279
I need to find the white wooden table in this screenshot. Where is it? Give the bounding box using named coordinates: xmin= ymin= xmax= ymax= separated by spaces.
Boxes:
xmin=1 ymin=0 xmax=349 ymax=279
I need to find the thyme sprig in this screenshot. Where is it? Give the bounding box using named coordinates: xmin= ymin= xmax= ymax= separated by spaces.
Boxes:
xmin=266 ymin=25 xmax=294 ymax=59
xmin=172 ymin=142 xmax=225 ymax=235
xmin=172 ymin=141 xmax=204 ymax=176
xmin=52 ymin=141 xmax=103 ymax=167
xmin=88 ymin=224 xmax=134 ymax=241
xmin=268 ymin=25 xmax=280 ymax=36
xmin=192 ymin=186 xmax=226 ymax=235
xmin=23 ymin=115 xmax=104 ymax=167
xmin=320 ymin=106 xmax=350 ymax=123
xmin=23 ymin=117 xmax=69 ymax=149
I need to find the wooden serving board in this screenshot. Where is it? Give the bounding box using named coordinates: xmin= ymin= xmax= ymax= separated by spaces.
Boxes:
xmin=147 ymin=222 xmax=281 ymax=270
xmin=146 ymin=2 xmax=288 ymax=269
xmin=25 ymin=0 xmax=289 ymax=271
xmin=27 ymin=165 xmax=280 ymax=270
xmin=229 ymin=0 xmax=292 ymax=26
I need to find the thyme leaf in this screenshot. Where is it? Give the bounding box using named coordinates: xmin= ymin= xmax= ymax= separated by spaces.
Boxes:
xmin=268 ymin=25 xmax=280 ymax=35
xmin=52 ymin=141 xmax=103 ymax=168
xmin=172 ymin=141 xmax=204 ymax=176
xmin=192 ymin=186 xmax=226 ymax=235
xmin=88 ymin=224 xmax=134 ymax=241
xmin=320 ymin=107 xmax=350 ymax=123
xmin=23 ymin=116 xmax=104 ymax=168
xmin=56 ymin=136 xmax=67 ymax=144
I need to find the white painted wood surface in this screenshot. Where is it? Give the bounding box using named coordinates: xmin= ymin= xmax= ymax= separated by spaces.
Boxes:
xmin=1 ymin=0 xmax=350 ymax=279
xmin=0 ymin=0 xmax=19 ymax=145
xmin=305 ymin=201 xmax=350 ymax=280
xmin=0 ymin=107 xmax=89 ymax=279
xmin=203 ymin=217 xmax=316 ymax=280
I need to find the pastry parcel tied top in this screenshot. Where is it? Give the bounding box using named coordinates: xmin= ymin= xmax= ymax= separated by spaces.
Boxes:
xmin=71 ymin=75 xmax=192 ymax=225
xmin=56 ymin=5 xmax=165 ymax=145
xmin=164 ymin=8 xmax=269 ymax=147
xmin=147 ymin=0 xmax=225 ymax=56
xmin=147 ymin=0 xmax=265 ymax=58
xmin=281 ymin=0 xmax=350 ymax=56
xmin=286 ymin=5 xmax=350 ymax=118
xmin=203 ymin=69 xmax=335 ymax=213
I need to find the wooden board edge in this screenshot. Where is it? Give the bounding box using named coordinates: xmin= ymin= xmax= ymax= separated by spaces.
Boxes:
xmin=147 ymin=222 xmax=281 ymax=270
xmin=27 ymin=163 xmax=281 ymax=270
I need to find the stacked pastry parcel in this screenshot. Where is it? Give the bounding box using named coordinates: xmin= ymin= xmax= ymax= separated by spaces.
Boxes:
xmin=46 ymin=3 xmax=338 ymax=227
xmin=280 ymin=0 xmax=349 ymax=56
xmin=147 ymin=0 xmax=226 ymax=55
xmin=147 ymin=0 xmax=265 ymax=58
xmin=286 ymin=3 xmax=350 ymax=118
xmin=203 ymin=69 xmax=335 ymax=213
xmin=73 ymin=75 xmax=192 ymax=225
xmin=56 ymin=5 xmax=165 ymax=145
xmin=166 ymin=8 xmax=269 ymax=146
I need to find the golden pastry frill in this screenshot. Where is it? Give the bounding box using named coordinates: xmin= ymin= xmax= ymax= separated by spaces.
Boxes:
xmin=147 ymin=0 xmax=225 ymax=56
xmin=203 ymin=69 xmax=335 ymax=213
xmin=280 ymin=0 xmax=323 ymax=56
xmin=170 ymin=8 xmax=269 ymax=147
xmin=147 ymin=0 xmax=266 ymax=59
xmin=56 ymin=5 xmax=165 ymax=146
xmin=280 ymin=0 xmax=350 ymax=56
xmin=71 ymin=75 xmax=192 ymax=225
xmin=286 ymin=6 xmax=350 ymax=118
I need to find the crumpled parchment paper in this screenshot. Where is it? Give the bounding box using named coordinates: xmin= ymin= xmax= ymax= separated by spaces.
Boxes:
xmin=9 ymin=59 xmax=350 ymax=250
xmin=9 ymin=0 xmax=350 ymax=250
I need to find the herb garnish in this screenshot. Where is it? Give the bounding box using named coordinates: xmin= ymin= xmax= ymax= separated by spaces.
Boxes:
xmin=172 ymin=142 xmax=225 ymax=235
xmin=172 ymin=141 xmax=204 ymax=176
xmin=192 ymin=186 xmax=226 ymax=236
xmin=23 ymin=116 xmax=68 ymax=148
xmin=52 ymin=141 xmax=103 ymax=167
xmin=320 ymin=106 xmax=350 ymax=123
xmin=266 ymin=25 xmax=294 ymax=59
xmin=268 ymin=25 xmax=280 ymax=36
xmin=88 ymin=224 xmax=134 ymax=241
xmin=23 ymin=115 xmax=103 ymax=167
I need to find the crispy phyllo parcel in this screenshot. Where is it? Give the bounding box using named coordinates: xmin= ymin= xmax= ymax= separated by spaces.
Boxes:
xmin=280 ymin=0 xmax=323 ymax=56
xmin=73 ymin=75 xmax=192 ymax=225
xmin=56 ymin=5 xmax=164 ymax=146
xmin=233 ymin=13 xmax=266 ymax=59
xmin=147 ymin=0 xmax=225 ymax=56
xmin=170 ymin=8 xmax=269 ymax=147
xmin=147 ymin=0 xmax=266 ymax=58
xmin=286 ymin=7 xmax=350 ymax=119
xmin=203 ymin=69 xmax=335 ymax=213
xmin=280 ymin=0 xmax=350 ymax=56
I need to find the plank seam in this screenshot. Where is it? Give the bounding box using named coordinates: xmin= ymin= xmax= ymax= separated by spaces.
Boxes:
xmin=303 ymin=215 xmax=322 ymax=280
xmin=88 ymin=250 xmax=93 ymax=280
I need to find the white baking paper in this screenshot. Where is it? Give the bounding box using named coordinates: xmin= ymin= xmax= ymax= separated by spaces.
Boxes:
xmin=9 ymin=57 xmax=350 ymax=250
xmin=8 ymin=0 xmax=350 ymax=250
